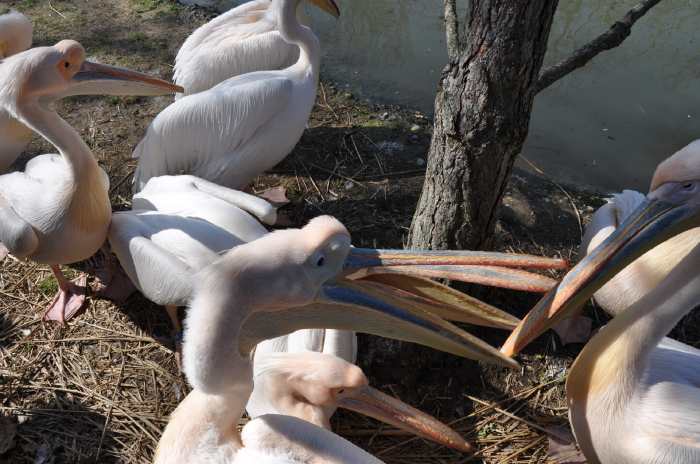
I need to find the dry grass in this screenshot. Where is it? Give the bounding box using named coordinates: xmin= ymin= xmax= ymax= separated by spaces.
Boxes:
xmin=0 ymin=1 xmax=655 ymax=463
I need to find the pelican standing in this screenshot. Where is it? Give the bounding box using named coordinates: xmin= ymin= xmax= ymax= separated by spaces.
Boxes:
xmin=0 ymin=10 xmax=33 ymax=171
xmin=155 ymin=216 xmax=518 ymax=463
xmin=0 ymin=40 xmax=182 ymax=323
xmin=108 ymin=175 xmax=567 ymax=360
xmin=174 ymin=0 xmax=338 ymax=97
xmin=501 ymin=149 xmax=700 ymax=463
xmin=131 ymin=0 xmax=339 ymax=192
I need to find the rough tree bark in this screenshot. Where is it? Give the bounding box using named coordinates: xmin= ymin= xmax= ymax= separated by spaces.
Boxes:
xmin=408 ymin=1 xmax=559 ymax=251
xmin=409 ymin=0 xmax=665 ymax=252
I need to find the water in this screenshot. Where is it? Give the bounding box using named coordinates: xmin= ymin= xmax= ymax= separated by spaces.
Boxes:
xmin=307 ymin=0 xmax=700 ymax=191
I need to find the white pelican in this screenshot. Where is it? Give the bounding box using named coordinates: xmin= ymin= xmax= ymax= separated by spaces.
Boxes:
xmin=109 ymin=175 xmax=567 ymax=360
xmin=581 ymin=142 xmax=700 ymax=316
xmin=501 ymin=149 xmax=700 ymax=463
xmin=0 ymin=40 xmax=182 ymax=323
xmin=131 ymin=0 xmax=339 ymax=192
xmin=247 ymin=349 xmax=472 ymax=452
xmin=0 ymin=10 xmax=33 ymax=171
xmin=155 ymin=216 xmax=520 ymax=463
xmin=174 ymin=0 xmax=339 ymax=97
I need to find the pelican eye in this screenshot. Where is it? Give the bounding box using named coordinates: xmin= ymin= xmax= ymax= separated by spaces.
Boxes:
xmin=316 ymin=256 xmax=325 ymax=267
xmin=682 ymin=182 xmax=694 ymax=190
xmin=64 ymin=62 xmax=70 ymax=69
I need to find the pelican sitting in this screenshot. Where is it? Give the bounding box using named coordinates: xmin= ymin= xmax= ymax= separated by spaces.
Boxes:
xmin=501 ymin=149 xmax=700 ymax=463
xmin=249 ymin=329 xmax=473 ymax=452
xmin=131 ymin=0 xmax=339 ymax=192
xmin=581 ymin=142 xmax=700 ymax=316
xmin=0 ymin=40 xmax=182 ymax=323
xmin=248 ymin=329 xmax=359 ymax=427
xmin=155 ymin=216 xmax=520 ymax=463
xmin=0 ymin=10 xmax=33 ymax=171
xmin=109 ymin=175 xmax=567 ymax=359
xmin=247 ymin=349 xmax=472 ymax=452
xmin=174 ymin=0 xmax=338 ymax=98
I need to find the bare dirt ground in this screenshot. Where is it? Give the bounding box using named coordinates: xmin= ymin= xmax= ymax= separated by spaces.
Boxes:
xmin=2 ymin=1 xmax=697 ymax=463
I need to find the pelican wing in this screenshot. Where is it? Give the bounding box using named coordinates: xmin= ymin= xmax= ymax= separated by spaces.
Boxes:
xmin=132 ymin=74 xmax=293 ymax=192
xmin=108 ymin=213 xmax=195 ymax=306
xmin=238 ymin=414 xmax=384 ymax=464
xmin=635 ymin=376 xmax=700 ymax=460
xmin=174 ymin=0 xmax=298 ymax=96
xmin=137 ymin=175 xmax=277 ymax=226
xmin=0 ymin=192 xmax=37 ymax=258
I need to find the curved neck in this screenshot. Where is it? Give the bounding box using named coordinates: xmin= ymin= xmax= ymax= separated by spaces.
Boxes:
xmin=160 ymin=263 xmax=257 ymax=462
xmin=277 ymin=0 xmax=320 ymax=78
xmin=568 ymin=244 xmax=700 ymax=404
xmin=154 ymin=387 xmax=250 ymax=463
xmin=16 ymin=102 xmax=98 ymax=179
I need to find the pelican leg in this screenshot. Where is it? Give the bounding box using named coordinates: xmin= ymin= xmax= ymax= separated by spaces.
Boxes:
xmin=89 ymin=247 xmax=137 ymax=303
xmin=165 ymin=305 xmax=183 ymax=370
xmin=42 ymin=266 xmax=87 ymax=324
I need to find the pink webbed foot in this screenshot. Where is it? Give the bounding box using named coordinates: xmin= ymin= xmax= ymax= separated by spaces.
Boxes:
xmin=43 ymin=274 xmax=88 ymax=324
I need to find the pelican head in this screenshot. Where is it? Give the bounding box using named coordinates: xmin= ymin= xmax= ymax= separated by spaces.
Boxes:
xmin=184 ymin=216 xmax=521 ymax=398
xmin=501 ymin=142 xmax=700 ymax=356
xmin=0 ymin=40 xmax=182 ymax=115
xmin=0 ymin=10 xmax=32 ymax=58
xmin=251 ymin=351 xmax=473 ymax=452
xmin=307 ymin=0 xmax=341 ymax=18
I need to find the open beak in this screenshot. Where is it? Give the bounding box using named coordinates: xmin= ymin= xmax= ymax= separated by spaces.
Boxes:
xmin=349 ymin=265 xmax=558 ymax=293
xmin=59 ymin=60 xmax=183 ymax=98
xmin=337 ymin=247 xmax=566 ymax=330
xmin=239 ymin=279 xmax=519 ymax=369
xmin=345 ymin=248 xmax=568 ymax=270
xmin=501 ymin=196 xmax=700 ymax=357
xmin=308 ymin=0 xmax=341 ymax=18
xmin=337 ymin=385 xmax=473 ymax=453
xmin=353 ymin=275 xmax=520 ymax=330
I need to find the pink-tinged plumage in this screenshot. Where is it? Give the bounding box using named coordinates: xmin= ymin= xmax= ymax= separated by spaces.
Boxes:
xmin=155 ymin=216 xmax=480 ymax=463
xmin=506 ymin=143 xmax=700 ymax=463
xmin=132 ymin=0 xmax=339 ymax=192
xmin=0 ymin=40 xmax=180 ymax=323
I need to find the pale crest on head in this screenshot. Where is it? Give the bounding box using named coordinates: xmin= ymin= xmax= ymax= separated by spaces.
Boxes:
xmin=650 ymin=140 xmax=700 ymax=192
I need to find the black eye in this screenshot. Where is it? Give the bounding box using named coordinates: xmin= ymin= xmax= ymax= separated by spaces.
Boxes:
xmin=64 ymin=62 xmax=70 ymax=68
xmin=336 ymin=388 xmax=344 ymax=394
xmin=683 ymin=182 xmax=694 ymax=190
xmin=316 ymin=256 xmax=325 ymax=267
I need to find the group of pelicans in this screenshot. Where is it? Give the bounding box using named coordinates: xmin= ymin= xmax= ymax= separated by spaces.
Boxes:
xmin=0 ymin=1 xmax=698 ymax=463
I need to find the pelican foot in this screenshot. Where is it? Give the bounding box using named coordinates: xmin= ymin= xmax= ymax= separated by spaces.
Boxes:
xmin=43 ymin=274 xmax=87 ymax=324
xmin=90 ymin=259 xmax=136 ymax=303
xmin=0 ymin=243 xmax=8 ymax=261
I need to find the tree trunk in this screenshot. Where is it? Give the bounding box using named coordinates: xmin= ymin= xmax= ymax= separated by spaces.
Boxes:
xmin=408 ymin=1 xmax=559 ymax=251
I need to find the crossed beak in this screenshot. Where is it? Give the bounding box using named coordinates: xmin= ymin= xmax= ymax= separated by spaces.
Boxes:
xmin=501 ymin=196 xmax=700 ymax=356
xmin=337 ymin=385 xmax=473 ymax=453
xmin=59 ymin=60 xmax=183 ymax=98
xmin=241 ymin=246 xmax=569 ymax=369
